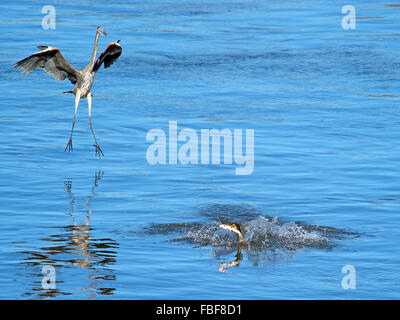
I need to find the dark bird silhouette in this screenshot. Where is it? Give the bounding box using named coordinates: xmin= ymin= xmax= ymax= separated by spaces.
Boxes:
xmin=14 ymin=26 xmax=122 ymax=158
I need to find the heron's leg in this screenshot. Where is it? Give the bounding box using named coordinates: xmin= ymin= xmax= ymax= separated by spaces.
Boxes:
xmin=87 ymin=92 xmax=104 ymax=158
xmin=65 ymin=90 xmax=81 ymax=152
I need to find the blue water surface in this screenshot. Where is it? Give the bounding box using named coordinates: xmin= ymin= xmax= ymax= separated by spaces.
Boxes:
xmin=0 ymin=0 xmax=399 ymax=299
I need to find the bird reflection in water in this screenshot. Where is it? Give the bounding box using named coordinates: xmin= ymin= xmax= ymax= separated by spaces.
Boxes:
xmin=218 ymin=246 xmax=243 ymax=273
xmin=21 ymin=171 xmax=118 ymax=299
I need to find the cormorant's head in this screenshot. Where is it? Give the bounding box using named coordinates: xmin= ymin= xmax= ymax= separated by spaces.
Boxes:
xmin=230 ymin=223 xmax=241 ymax=233
xmin=219 ymin=223 xmax=243 ymax=242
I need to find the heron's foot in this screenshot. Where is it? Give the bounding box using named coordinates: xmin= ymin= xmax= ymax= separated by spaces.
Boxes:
xmin=94 ymin=143 xmax=104 ymax=158
xmin=65 ymin=138 xmax=73 ymax=152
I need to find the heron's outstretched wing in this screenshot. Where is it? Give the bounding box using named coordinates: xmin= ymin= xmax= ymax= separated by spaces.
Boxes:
xmin=14 ymin=46 xmax=80 ymax=84
xmin=93 ymin=40 xmax=122 ymax=73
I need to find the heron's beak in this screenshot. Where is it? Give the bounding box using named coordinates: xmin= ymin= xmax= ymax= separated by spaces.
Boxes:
xmin=97 ymin=26 xmax=108 ymax=36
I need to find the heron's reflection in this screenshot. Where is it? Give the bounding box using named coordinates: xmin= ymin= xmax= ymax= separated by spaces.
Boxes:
xmin=22 ymin=171 xmax=118 ymax=299
xmin=64 ymin=171 xmax=102 ymax=269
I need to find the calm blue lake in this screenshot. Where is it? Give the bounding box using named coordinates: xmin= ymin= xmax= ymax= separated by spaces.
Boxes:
xmin=0 ymin=0 xmax=399 ymax=299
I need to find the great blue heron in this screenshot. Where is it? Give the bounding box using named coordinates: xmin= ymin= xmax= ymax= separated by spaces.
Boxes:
xmin=14 ymin=26 xmax=122 ymax=158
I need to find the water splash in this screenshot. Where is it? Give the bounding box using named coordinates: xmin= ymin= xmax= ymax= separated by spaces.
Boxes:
xmin=144 ymin=206 xmax=359 ymax=271
xmin=147 ymin=214 xmax=355 ymax=250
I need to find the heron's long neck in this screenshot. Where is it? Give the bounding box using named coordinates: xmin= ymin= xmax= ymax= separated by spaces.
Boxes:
xmin=88 ymin=31 xmax=100 ymax=70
